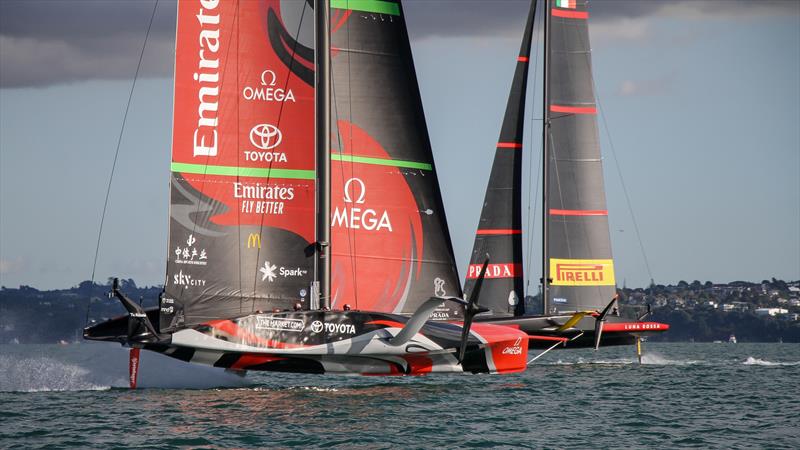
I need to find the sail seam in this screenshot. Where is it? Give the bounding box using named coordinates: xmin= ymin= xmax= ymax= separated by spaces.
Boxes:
xmin=330 ymin=0 xmax=400 ymax=16
xmin=171 ymin=162 xmax=315 ymax=179
xmin=330 ymin=153 xmax=432 ymax=170
xmin=549 ymin=209 xmax=608 ymax=216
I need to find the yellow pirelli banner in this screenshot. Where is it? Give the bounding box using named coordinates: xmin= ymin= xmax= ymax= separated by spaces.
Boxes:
xmin=550 ymin=258 xmax=616 ymax=286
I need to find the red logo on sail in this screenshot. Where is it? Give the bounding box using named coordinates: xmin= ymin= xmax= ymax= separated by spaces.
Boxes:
xmin=466 ymin=263 xmax=522 ymax=279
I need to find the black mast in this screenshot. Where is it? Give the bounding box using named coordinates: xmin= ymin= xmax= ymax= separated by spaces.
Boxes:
xmin=541 ymin=0 xmax=551 ymax=315
xmin=315 ymin=0 xmax=331 ymax=309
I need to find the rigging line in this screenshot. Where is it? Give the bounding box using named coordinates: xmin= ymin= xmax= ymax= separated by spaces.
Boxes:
xmin=595 ymin=98 xmax=655 ymax=283
xmin=565 ymin=17 xmax=601 ymax=301
xmin=330 ymin=43 xmax=357 ymax=309
xmin=344 ymin=6 xmax=359 ymax=309
xmin=250 ymin=1 xmax=309 ymax=309
xmin=179 ymin=0 xmax=239 ymax=310
xmin=573 ymin=13 xmax=655 ymax=284
xmin=87 ymin=0 xmax=158 ymax=326
xmin=524 ymin=2 xmax=543 ymax=297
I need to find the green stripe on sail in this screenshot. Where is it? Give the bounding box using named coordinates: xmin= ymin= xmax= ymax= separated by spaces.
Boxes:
xmin=331 ymin=153 xmax=432 ymax=171
xmin=171 ymin=162 xmax=315 ymax=180
xmin=330 ymin=0 xmax=400 ymax=16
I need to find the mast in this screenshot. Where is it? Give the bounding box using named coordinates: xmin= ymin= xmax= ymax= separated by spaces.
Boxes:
xmin=315 ymin=0 xmax=331 ymax=309
xmin=541 ymin=0 xmax=551 ymax=315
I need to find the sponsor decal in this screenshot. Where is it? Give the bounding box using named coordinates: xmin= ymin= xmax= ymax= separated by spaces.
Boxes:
xmin=332 ymin=177 xmax=393 ymax=232
xmin=173 ymin=269 xmax=206 ymax=287
xmin=434 ymin=277 xmax=446 ymax=297
xmin=175 ymin=234 xmax=208 ymax=265
xmin=255 ymin=316 xmax=305 ymax=332
xmin=502 ymin=337 xmax=524 ymax=355
xmin=192 ymin=0 xmax=221 ymax=157
xmin=249 ymin=123 xmax=282 ymax=150
xmin=508 ymin=290 xmax=519 ymax=306
xmin=553 ymin=297 xmax=568 ymax=304
xmin=242 ymin=69 xmax=296 ymax=103
xmin=247 ymin=233 xmax=261 ymax=249
xmin=612 ymin=322 xmax=667 ymax=331
xmin=244 ymin=123 xmax=287 ymax=164
xmin=260 ymin=261 xmax=277 ymax=282
xmin=309 ymin=320 xmax=356 ymax=335
xmin=466 ymin=263 xmax=522 ymax=279
xmin=161 ymin=297 xmax=175 ymax=314
xmin=550 ymin=258 xmax=616 ymax=286
xmin=234 ymin=182 xmax=295 ymax=215
xmin=430 ymin=310 xmax=450 ymax=320
xmin=260 ymin=261 xmax=308 ymax=283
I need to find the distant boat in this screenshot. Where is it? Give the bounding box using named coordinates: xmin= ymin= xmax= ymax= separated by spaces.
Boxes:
xmin=729 ymin=334 xmax=737 ymax=344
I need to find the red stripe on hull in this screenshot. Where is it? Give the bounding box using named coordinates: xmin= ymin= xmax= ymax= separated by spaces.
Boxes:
xmin=366 ymin=320 xmax=406 ymax=328
xmin=517 ymin=56 xmax=529 ymax=62
xmin=552 ymin=8 xmax=589 ymax=19
xmin=550 ymin=105 xmax=597 ymax=115
xmin=476 ymin=229 xmax=522 ymax=235
xmin=231 ymin=354 xmax=287 ymax=370
xmin=205 ymin=319 xmax=308 ymax=349
xmin=497 ymin=142 xmax=522 ymax=148
xmin=549 ymin=209 xmax=608 ymax=216
xmin=528 ymin=335 xmax=569 ymax=342
xmin=602 ymin=322 xmax=670 ymax=332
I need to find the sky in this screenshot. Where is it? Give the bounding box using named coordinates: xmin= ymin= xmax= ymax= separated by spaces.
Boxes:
xmin=0 ymin=0 xmax=798 ymax=291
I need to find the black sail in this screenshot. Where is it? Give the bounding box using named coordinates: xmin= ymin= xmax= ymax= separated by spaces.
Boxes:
xmin=329 ymin=0 xmax=462 ymax=318
xmin=464 ymin=0 xmax=537 ymax=316
xmin=545 ymin=0 xmax=616 ymax=313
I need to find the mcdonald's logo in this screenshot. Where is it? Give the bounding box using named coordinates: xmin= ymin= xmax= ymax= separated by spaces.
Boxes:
xmin=247 ymin=233 xmax=262 ymax=249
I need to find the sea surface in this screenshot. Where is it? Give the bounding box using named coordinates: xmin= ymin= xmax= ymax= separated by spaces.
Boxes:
xmin=1 ymin=342 xmax=798 ymax=449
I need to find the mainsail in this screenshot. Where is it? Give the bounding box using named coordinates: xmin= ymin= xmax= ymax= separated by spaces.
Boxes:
xmin=162 ymin=1 xmax=316 ymax=331
xmin=464 ymin=0 xmax=537 ymax=316
xmin=545 ymin=0 xmax=616 ymax=313
xmin=329 ymin=0 xmax=462 ymax=318
xmin=161 ymin=0 xmax=462 ymax=330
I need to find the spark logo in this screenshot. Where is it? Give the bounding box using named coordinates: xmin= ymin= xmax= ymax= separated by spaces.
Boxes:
xmin=550 ymin=259 xmax=615 ymax=286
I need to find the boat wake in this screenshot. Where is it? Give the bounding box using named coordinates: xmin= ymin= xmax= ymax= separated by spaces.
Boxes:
xmin=0 ymin=355 xmax=119 ymax=392
xmin=742 ymin=356 xmax=800 ymax=367
xmin=544 ymin=352 xmax=701 ymax=366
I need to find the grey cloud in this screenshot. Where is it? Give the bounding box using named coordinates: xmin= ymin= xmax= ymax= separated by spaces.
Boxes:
xmin=0 ymin=0 xmax=796 ymax=88
xmin=0 ymin=0 xmax=176 ymax=87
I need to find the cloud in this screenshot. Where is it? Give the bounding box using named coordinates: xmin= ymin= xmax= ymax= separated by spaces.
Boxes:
xmin=0 ymin=0 xmax=176 ymax=88
xmin=617 ymin=77 xmax=673 ymax=97
xmin=0 ymin=257 xmax=24 ymax=276
xmin=0 ymin=0 xmax=797 ymax=88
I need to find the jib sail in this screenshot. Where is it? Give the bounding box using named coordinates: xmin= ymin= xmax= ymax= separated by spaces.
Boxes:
xmin=161 ymin=0 xmax=316 ymax=331
xmin=328 ymin=0 xmax=462 ymax=319
xmin=464 ymin=0 xmax=537 ymax=317
xmin=545 ymin=0 xmax=616 ymax=313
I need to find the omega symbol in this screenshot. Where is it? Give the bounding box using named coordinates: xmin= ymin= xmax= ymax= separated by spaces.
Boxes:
xmin=343 ymin=178 xmax=366 ymax=204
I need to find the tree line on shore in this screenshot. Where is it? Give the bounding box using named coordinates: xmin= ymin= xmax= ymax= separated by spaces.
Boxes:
xmin=1 ymin=278 xmax=798 ymax=344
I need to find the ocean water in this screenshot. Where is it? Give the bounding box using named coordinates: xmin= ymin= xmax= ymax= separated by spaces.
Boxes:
xmin=1 ymin=342 xmax=798 ymax=449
